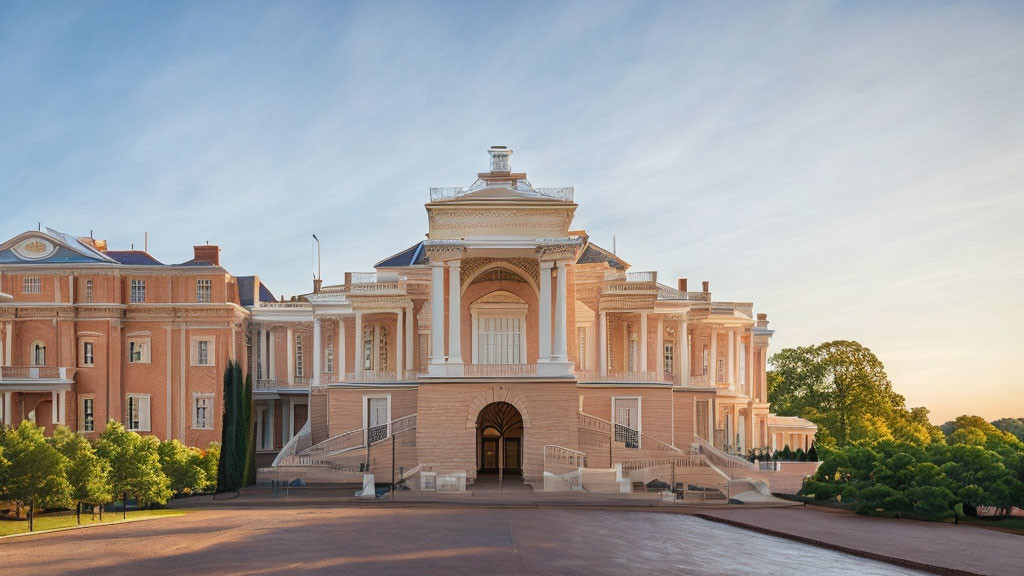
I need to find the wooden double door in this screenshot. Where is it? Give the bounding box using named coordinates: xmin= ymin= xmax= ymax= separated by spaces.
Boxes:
xmin=480 ymin=436 xmax=521 ymax=474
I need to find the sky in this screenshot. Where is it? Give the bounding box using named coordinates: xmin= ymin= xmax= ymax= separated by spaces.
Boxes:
xmin=1 ymin=1 xmax=1022 ymax=423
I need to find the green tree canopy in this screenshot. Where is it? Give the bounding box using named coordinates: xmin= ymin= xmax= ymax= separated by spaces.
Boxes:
xmin=94 ymin=420 xmax=171 ymax=506
xmin=157 ymin=439 xmax=208 ymax=495
xmin=768 ymin=341 xmax=939 ymax=447
xmin=0 ymin=421 xmax=73 ymax=510
xmin=49 ymin=426 xmax=112 ymax=509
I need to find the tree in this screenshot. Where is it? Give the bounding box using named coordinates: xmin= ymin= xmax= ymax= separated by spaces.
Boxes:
xmin=992 ymin=418 xmax=1024 ymax=443
xmin=157 ymin=439 xmax=208 ymax=495
xmin=49 ymin=427 xmax=111 ymax=523
xmin=94 ymin=421 xmax=171 ymax=508
xmin=0 ymin=422 xmax=73 ymax=524
xmin=768 ymin=341 xmax=939 ymax=447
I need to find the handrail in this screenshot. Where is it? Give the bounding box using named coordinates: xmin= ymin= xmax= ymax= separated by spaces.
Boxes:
xmin=272 ymin=419 xmax=311 ymax=467
xmin=694 ymin=435 xmax=755 ymax=471
xmin=302 ymin=413 xmax=418 ymax=456
xmin=574 ymin=370 xmax=671 ymax=384
xmin=578 ymin=411 xmax=684 ymax=454
xmin=544 ymin=445 xmax=588 ymax=468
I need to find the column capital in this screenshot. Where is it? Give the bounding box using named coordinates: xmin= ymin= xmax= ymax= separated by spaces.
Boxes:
xmin=424 ymin=240 xmax=466 ymax=262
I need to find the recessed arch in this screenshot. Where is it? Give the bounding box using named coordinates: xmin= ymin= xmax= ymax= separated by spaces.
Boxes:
xmin=461 ymin=262 xmax=539 ymax=297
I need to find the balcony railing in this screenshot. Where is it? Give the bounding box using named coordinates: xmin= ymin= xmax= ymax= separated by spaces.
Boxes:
xmin=349 ymin=282 xmax=403 ymax=294
xmin=689 ymin=374 xmax=710 ymax=387
xmin=614 ymin=423 xmax=640 ymax=449
xmin=254 ymin=379 xmax=310 ymax=392
xmin=602 ymin=282 xmax=659 ymax=295
xmin=461 ymin=364 xmax=538 ymax=377
xmin=626 ymin=271 xmax=657 ymax=283
xmin=341 ymin=371 xmax=402 ymax=383
xmin=574 ymin=371 xmax=672 ymax=384
xmin=0 ymin=366 xmax=76 ymax=381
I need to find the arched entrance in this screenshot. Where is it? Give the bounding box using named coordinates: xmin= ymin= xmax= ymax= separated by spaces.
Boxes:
xmin=476 ymin=402 xmax=523 ymax=482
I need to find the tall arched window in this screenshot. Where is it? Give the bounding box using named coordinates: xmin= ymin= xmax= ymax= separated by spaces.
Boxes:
xmin=362 ymin=325 xmax=374 ymax=370
xmin=84 ymin=279 xmax=94 ymax=303
xmin=31 ymin=340 xmax=46 ymax=366
xmin=295 ymin=335 xmax=304 ymax=377
xmin=471 ymin=291 xmax=527 ymax=364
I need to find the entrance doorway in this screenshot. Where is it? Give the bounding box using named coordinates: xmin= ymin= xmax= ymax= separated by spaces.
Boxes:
xmin=476 ymin=402 xmax=523 ymax=478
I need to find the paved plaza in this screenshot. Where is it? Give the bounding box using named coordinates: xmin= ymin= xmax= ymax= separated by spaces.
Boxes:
xmin=1 ymin=504 xmax=944 ymax=576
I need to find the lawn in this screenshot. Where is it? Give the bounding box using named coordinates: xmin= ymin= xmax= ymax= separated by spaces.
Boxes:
xmin=0 ymin=509 xmax=185 ymax=537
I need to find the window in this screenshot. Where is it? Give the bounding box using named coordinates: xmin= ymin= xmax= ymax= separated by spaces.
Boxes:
xmin=326 ymin=343 xmax=334 ymax=373
xmin=196 ymin=279 xmax=212 ymax=303
xmin=362 ymin=326 xmax=374 ymax=370
xmin=476 ymin=317 xmax=523 ymax=364
xmin=739 ymin=343 xmax=747 ymax=390
xmin=192 ymin=338 xmax=216 ymax=364
xmin=130 ymin=279 xmax=146 ymax=303
xmin=193 ymin=395 xmax=213 ymax=429
xmin=84 ymin=280 xmax=94 ymax=302
xmin=83 ymin=342 xmax=95 ymax=366
xmin=664 ymin=341 xmax=674 ymax=374
xmin=702 ymin=344 xmax=709 ymax=375
xmin=128 ymin=339 xmax=151 ymax=363
xmin=367 ymin=397 xmax=389 ymax=443
xmin=378 ymin=327 xmax=388 ymax=369
xmin=127 ymin=395 xmax=151 ymax=432
xmin=696 ymin=400 xmax=708 ymax=439
xmin=22 ymin=277 xmax=41 ymax=294
xmin=578 ymin=328 xmax=586 ymax=370
xmin=717 ymin=358 xmax=725 ymax=382
xmin=31 ymin=341 xmax=46 ymax=365
xmin=627 ymin=331 xmax=638 ymax=372
xmin=295 ymin=335 xmax=303 ymax=376
xmin=613 ymin=397 xmax=640 ymax=449
xmin=81 ymin=397 xmax=95 ymax=432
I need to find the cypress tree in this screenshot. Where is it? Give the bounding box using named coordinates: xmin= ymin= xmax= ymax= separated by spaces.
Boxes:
xmin=242 ymin=369 xmax=256 ymax=486
xmin=216 ymin=362 xmax=237 ymax=493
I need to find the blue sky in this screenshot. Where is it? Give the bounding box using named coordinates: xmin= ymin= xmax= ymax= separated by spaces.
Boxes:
xmin=2 ymin=1 xmax=1022 ymax=422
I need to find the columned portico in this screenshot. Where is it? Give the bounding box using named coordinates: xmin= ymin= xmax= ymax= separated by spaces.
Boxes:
xmin=538 ymin=261 xmax=553 ymax=360
xmin=552 ymin=260 xmax=568 ymax=362
xmin=447 ymin=259 xmax=463 ymax=364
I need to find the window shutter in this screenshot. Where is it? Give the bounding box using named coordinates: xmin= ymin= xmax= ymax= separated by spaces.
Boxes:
xmin=140 ymin=396 xmax=151 ymax=431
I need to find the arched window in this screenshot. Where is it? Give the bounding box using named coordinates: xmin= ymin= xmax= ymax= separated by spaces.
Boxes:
xmin=84 ymin=279 xmax=94 ymax=303
xmin=31 ymin=340 xmax=46 ymax=366
xmin=362 ymin=325 xmax=374 ymax=370
xmin=295 ymin=335 xmax=303 ymax=376
xmin=470 ymin=291 xmax=527 ymax=365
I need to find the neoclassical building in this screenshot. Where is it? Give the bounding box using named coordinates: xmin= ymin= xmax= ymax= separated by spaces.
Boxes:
xmin=259 ymin=147 xmax=818 ymax=493
xmin=0 ymin=230 xmax=253 ymax=447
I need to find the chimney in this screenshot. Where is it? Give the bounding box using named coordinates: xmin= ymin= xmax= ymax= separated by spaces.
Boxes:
xmin=488 ymin=146 xmax=512 ymax=173
xmin=757 ymin=313 xmax=769 ymax=329
xmin=344 ymin=272 xmax=352 ymax=289
xmin=702 ymin=281 xmax=710 ymax=293
xmin=313 ymin=278 xmax=323 ymax=294
xmin=677 ymin=278 xmax=688 ymax=292
xmin=193 ymin=245 xmax=220 ymax=266
xmin=252 ymin=274 xmax=261 ymax=307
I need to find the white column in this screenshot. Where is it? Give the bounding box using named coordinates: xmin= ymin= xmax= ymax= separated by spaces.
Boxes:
xmin=538 ymin=261 xmax=553 ymax=360
xmin=59 ymin=391 xmax=66 ymax=424
xmin=553 ymin=261 xmax=568 ymax=361
xmin=3 ymin=391 xmax=11 ymax=424
xmin=747 ymin=336 xmax=755 ymax=399
xmin=639 ymin=312 xmax=648 ymax=373
xmin=430 ymin=262 xmax=444 ymax=364
xmin=256 ymin=326 xmax=264 ymax=379
xmin=727 ymin=330 xmax=735 ymax=386
xmin=656 ymin=318 xmax=664 ymax=380
xmin=268 ymin=328 xmax=276 ymax=381
xmin=312 ymin=319 xmax=322 ymax=387
xmin=337 ymin=318 xmax=346 ymax=378
xmin=447 ymin=259 xmax=462 ymax=364
xmin=709 ymin=328 xmax=718 ymax=384
xmin=598 ymin=312 xmax=608 ymax=376
xmin=679 ymin=320 xmax=690 ymax=386
xmin=5 ymin=322 xmax=11 ymax=366
xmin=355 ymin=311 xmax=363 ymax=377
xmin=395 ymin=309 xmax=404 ymax=379
xmin=405 ymin=305 xmax=414 ymax=372
xmin=51 ymin=390 xmax=59 ymax=424
xmin=286 ymin=327 xmax=294 ymax=385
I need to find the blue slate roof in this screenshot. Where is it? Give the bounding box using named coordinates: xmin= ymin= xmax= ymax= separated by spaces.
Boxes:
xmin=375 ymin=242 xmax=426 ymax=268
xmin=237 ymin=276 xmax=277 ymax=307
xmin=105 ymin=251 xmax=164 ymax=266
